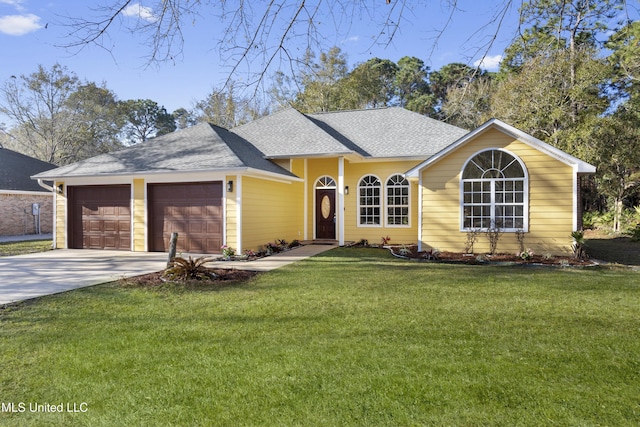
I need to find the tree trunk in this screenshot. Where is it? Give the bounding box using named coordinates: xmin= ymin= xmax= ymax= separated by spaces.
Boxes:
xmin=613 ymin=198 xmax=623 ymax=233
xmin=167 ymin=232 xmax=178 ymax=267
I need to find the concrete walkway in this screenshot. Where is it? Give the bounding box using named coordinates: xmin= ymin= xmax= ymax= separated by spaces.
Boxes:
xmin=202 ymin=244 xmax=336 ymax=272
xmin=0 ymin=244 xmax=336 ymax=306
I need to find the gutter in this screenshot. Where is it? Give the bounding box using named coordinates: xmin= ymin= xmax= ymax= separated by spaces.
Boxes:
xmin=36 ymin=179 xmax=55 ymax=192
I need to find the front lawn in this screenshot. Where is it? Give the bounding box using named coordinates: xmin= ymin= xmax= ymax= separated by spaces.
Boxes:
xmin=1 ymin=248 xmax=639 ymax=426
xmin=0 ymin=239 xmax=52 ymax=257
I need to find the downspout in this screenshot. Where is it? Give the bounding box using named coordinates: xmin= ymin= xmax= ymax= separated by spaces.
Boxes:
xmin=37 ymin=179 xmax=54 ymax=192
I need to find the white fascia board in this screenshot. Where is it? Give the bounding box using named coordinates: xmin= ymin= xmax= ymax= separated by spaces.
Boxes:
xmin=39 ymin=167 xmax=301 ymax=186
xmin=406 ymin=119 xmax=596 ymax=177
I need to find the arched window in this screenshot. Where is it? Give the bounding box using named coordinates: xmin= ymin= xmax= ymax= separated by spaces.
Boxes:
xmin=386 ymin=174 xmax=410 ymax=226
xmin=316 ymin=176 xmax=336 ymax=188
xmin=461 ymin=149 xmax=527 ymax=231
xmin=358 ymin=175 xmax=381 ymax=226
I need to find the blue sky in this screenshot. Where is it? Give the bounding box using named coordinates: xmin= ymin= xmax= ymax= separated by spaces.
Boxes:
xmin=1 ymin=1 xmax=527 ymax=114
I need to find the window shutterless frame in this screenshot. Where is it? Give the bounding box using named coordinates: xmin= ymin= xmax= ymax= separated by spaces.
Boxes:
xmin=460 ymin=149 xmax=528 ymax=232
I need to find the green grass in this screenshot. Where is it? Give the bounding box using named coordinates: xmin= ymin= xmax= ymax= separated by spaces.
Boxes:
xmin=0 ymin=239 xmax=52 ymax=257
xmin=1 ymin=248 xmax=639 ymax=426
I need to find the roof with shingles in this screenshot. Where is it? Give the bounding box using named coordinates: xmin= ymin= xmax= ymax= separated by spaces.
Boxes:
xmin=0 ymin=148 xmax=56 ymax=192
xmin=306 ymin=108 xmax=468 ymax=158
xmin=33 ymin=107 xmax=470 ymax=180
xmin=232 ymin=108 xmax=352 ymax=158
xmin=33 ymin=123 xmax=296 ymax=179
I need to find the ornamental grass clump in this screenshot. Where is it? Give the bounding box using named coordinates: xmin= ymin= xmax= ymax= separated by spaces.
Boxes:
xmin=164 ymin=256 xmax=217 ymax=281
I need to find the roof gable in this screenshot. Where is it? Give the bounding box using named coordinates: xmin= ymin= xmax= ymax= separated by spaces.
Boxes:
xmin=0 ymin=148 xmax=56 ymax=192
xmin=406 ymin=119 xmax=596 ymax=177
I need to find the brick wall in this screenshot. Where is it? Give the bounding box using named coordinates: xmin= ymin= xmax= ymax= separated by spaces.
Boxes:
xmin=0 ymin=193 xmax=53 ymax=236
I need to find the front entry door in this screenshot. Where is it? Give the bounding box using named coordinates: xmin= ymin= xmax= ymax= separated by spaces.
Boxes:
xmin=316 ymin=188 xmax=336 ymax=239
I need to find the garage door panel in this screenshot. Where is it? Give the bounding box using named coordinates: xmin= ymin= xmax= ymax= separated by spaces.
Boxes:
xmin=70 ymin=185 xmax=131 ymax=250
xmin=149 ymin=182 xmax=223 ymax=253
xmin=206 ymin=222 xmax=222 ymax=234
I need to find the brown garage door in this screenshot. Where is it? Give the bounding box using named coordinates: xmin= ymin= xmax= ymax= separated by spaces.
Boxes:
xmin=68 ymin=185 xmax=131 ymax=250
xmin=148 ymin=182 xmax=223 ymax=253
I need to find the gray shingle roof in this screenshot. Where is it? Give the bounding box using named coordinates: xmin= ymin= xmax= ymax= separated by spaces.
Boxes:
xmin=0 ymin=148 xmax=56 ymax=192
xmin=33 ymin=123 xmax=295 ymax=179
xmin=232 ymin=108 xmax=352 ymax=158
xmin=306 ymin=107 xmax=469 ymax=158
xmin=33 ymin=107 xmax=470 ymax=180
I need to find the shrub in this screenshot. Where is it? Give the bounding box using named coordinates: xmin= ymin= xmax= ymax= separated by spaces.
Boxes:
xmin=221 ymin=245 xmax=235 ymax=260
xmin=288 ymin=240 xmax=301 ymax=249
xmin=485 ymin=225 xmax=503 ymax=255
xmin=164 ymin=256 xmax=217 ymax=281
xmin=399 ymin=245 xmax=412 ymax=257
xmin=515 ymin=229 xmax=526 ymax=253
xmin=381 ymin=236 xmax=391 ymax=246
xmin=517 ymin=248 xmax=534 ymax=261
xmin=464 ymin=229 xmax=480 ymax=254
xmin=571 ymin=231 xmax=587 ymax=260
xmin=423 ymin=248 xmax=440 ymax=261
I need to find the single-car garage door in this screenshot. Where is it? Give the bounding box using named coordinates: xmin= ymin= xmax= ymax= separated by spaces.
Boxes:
xmin=148 ymin=182 xmax=223 ymax=253
xmin=68 ymin=185 xmax=131 ymax=250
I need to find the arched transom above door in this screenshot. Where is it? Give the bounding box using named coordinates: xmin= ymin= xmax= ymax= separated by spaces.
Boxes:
xmin=315 ymin=176 xmax=336 ymax=188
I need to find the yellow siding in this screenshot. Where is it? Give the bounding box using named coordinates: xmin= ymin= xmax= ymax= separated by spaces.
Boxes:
xmin=421 ymin=128 xmax=575 ymax=255
xmin=55 ymin=181 xmax=66 ymax=249
xmin=241 ymin=176 xmax=304 ymax=251
xmin=225 ymin=174 xmax=238 ymax=251
xmin=132 ymin=179 xmax=146 ymax=251
xmin=306 ymin=158 xmax=421 ymax=245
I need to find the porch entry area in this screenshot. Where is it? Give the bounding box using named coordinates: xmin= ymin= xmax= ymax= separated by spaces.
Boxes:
xmin=315 ymin=176 xmax=336 ymax=240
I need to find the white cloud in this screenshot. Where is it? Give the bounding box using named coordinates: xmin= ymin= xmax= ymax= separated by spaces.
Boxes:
xmin=0 ymin=0 xmax=25 ymax=8
xmin=122 ymin=3 xmax=157 ymax=23
xmin=473 ymin=54 xmax=502 ymax=71
xmin=0 ymin=13 xmax=42 ymax=35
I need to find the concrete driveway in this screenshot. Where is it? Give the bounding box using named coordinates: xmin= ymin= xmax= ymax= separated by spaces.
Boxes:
xmin=0 ymin=250 xmax=169 ymax=305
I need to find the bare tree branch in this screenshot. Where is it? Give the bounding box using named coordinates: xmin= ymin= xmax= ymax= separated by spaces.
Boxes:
xmin=58 ymin=1 xmax=521 ymax=94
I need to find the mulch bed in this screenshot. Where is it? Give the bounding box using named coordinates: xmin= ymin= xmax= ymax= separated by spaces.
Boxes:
xmin=387 ymin=245 xmax=593 ymax=266
xmin=122 ymin=269 xmax=258 ymax=288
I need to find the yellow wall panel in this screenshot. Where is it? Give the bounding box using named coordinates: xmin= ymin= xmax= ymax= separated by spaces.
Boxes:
xmin=225 ymin=175 xmax=238 ymax=251
xmin=241 ymin=176 xmax=304 ymax=251
xmin=55 ymin=181 xmax=66 ymax=249
xmin=304 ymin=158 xmax=422 ymax=245
xmin=421 ymin=129 xmax=576 ymax=255
xmin=132 ymin=178 xmax=146 ymax=251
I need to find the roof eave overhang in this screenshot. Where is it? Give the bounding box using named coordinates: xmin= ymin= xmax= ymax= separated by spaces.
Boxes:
xmin=31 ymin=166 xmax=300 ymax=182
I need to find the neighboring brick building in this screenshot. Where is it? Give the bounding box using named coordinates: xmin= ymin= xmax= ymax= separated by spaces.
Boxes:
xmin=0 ymin=147 xmax=56 ymax=237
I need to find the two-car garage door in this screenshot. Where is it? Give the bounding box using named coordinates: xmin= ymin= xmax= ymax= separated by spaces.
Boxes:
xmin=68 ymin=182 xmax=223 ymax=253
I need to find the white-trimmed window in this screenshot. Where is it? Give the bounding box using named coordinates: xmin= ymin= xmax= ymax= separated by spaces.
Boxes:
xmin=386 ymin=174 xmax=410 ymax=226
xmin=358 ymin=175 xmax=381 ymax=226
xmin=316 ymin=176 xmax=336 ymax=188
xmin=461 ymin=149 xmax=528 ymax=231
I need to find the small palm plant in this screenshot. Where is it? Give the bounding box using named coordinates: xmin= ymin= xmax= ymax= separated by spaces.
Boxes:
xmin=164 ymin=256 xmax=217 ymax=281
xmin=571 ymin=231 xmax=587 ymax=260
